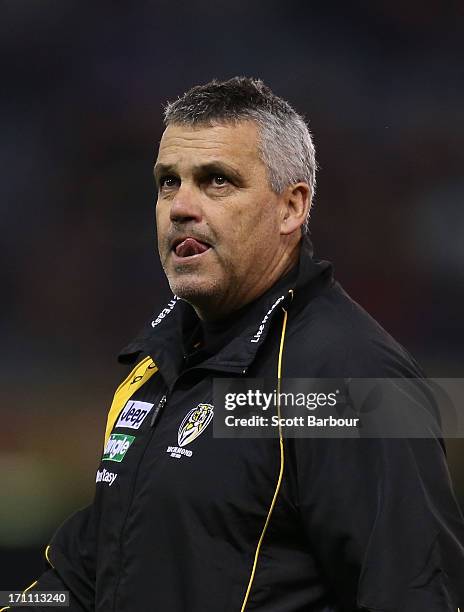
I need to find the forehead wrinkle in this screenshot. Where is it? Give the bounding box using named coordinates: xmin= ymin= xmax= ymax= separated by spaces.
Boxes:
xmin=157 ymin=139 xmax=236 ymax=168
xmin=161 ymin=136 xmax=227 ymax=151
xmin=159 ymin=123 xmax=259 ymax=154
xmin=158 ymin=140 xmax=259 ymax=165
xmin=158 ymin=137 xmax=245 ymax=161
xmin=159 ymin=126 xmax=238 ymax=152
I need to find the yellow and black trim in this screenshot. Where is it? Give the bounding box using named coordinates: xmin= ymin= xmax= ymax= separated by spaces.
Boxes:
xmin=103 ymin=356 xmax=159 ymax=447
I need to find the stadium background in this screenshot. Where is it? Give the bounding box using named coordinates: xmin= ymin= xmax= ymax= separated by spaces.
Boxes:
xmin=1 ymin=1 xmax=463 ymax=590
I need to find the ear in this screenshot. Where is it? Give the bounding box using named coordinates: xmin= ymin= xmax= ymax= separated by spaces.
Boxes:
xmin=279 ymin=182 xmax=311 ymax=235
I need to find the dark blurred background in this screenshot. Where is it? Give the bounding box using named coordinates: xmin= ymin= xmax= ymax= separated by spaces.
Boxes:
xmin=1 ymin=0 xmax=463 ymax=590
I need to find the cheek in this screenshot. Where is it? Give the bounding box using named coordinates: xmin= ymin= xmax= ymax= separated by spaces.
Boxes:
xmin=155 ymin=203 xmax=168 ymax=241
xmin=246 ymin=197 xmax=280 ymax=238
xmin=229 ymin=205 xmax=276 ymax=262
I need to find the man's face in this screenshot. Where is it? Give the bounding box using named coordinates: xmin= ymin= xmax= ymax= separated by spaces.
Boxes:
xmin=155 ymin=121 xmax=286 ymax=318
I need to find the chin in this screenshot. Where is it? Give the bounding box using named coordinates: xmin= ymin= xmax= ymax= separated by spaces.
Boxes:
xmin=167 ymin=273 xmax=220 ymax=306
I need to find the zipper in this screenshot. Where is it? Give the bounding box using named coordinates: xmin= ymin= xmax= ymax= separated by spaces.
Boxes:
xmin=150 ymin=394 xmax=167 ymax=427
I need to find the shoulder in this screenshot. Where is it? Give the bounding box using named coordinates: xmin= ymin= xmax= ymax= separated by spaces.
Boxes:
xmin=285 ymin=281 xmax=424 ymax=378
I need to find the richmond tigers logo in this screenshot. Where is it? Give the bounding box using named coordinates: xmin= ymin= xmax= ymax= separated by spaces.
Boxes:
xmin=166 ymin=403 xmax=214 ymax=459
xmin=178 ymin=404 xmax=214 ymax=447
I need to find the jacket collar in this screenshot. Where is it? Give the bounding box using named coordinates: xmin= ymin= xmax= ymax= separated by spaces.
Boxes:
xmin=118 ymin=236 xmax=333 ymax=384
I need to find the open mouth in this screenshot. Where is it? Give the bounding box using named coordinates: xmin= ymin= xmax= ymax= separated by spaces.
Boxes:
xmin=172 ymin=237 xmax=211 ymax=258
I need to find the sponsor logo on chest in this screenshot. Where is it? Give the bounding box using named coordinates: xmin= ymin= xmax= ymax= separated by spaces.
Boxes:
xmin=115 ymin=400 xmax=154 ymax=430
xmin=96 ymin=468 xmax=117 ymax=486
xmin=103 ymin=433 xmax=135 ymax=462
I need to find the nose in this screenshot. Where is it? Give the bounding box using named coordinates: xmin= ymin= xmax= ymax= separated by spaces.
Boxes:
xmin=169 ymin=184 xmax=203 ymax=225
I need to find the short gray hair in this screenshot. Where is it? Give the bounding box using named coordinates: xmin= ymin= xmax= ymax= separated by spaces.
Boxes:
xmin=163 ymin=77 xmax=316 ymax=232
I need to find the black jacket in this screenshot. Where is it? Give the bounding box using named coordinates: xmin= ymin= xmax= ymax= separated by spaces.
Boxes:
xmin=20 ymin=238 xmax=464 ymax=611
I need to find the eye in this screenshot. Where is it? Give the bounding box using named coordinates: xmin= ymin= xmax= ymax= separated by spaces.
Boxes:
xmin=158 ymin=175 xmax=179 ymax=190
xmin=211 ymin=174 xmax=228 ymax=187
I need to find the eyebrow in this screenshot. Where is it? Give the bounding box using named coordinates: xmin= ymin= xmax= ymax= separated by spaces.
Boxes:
xmin=153 ymin=163 xmax=175 ymax=183
xmin=153 ymin=161 xmax=245 ymax=186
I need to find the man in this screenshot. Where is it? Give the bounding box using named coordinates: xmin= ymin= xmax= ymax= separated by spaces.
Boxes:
xmin=11 ymin=77 xmax=464 ymax=611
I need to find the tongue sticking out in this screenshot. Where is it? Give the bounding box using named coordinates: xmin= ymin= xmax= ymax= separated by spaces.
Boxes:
xmin=175 ymin=238 xmax=210 ymax=258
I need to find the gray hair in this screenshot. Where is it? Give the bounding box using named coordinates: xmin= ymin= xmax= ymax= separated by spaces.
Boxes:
xmin=163 ymin=77 xmax=316 ymax=233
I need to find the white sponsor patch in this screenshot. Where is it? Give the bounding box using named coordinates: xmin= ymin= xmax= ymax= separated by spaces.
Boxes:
xmin=115 ymin=400 xmax=154 ymax=430
xmin=96 ymin=468 xmax=117 ymax=486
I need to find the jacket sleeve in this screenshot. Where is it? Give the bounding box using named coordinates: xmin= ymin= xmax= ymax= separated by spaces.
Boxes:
xmin=0 ymin=505 xmax=96 ymax=612
xmin=9 ymin=567 xmax=88 ymax=612
xmin=291 ymin=337 xmax=464 ymax=611
xmin=293 ymin=435 xmax=464 ymax=611
xmin=43 ymin=505 xmax=96 ymax=610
